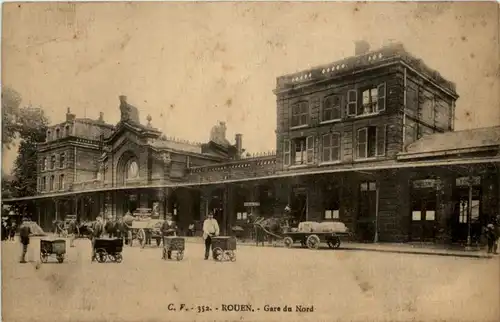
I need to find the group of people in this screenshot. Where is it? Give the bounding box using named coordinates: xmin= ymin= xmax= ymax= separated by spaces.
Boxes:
xmin=1 ymin=219 xmax=17 ymax=241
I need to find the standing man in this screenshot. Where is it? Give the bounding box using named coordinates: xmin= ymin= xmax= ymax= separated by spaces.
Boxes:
xmin=161 ymin=214 xmax=177 ymax=259
xmin=203 ymin=212 xmax=220 ymax=260
xmin=91 ymin=216 xmax=104 ymax=262
xmin=19 ymin=217 xmax=31 ymax=263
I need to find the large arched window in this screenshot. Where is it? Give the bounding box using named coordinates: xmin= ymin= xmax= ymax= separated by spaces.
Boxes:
xmin=126 ymin=159 xmax=139 ymax=180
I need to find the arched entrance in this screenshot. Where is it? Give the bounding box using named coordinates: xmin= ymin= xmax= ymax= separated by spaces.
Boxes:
xmin=116 ymin=151 xmax=140 ymax=215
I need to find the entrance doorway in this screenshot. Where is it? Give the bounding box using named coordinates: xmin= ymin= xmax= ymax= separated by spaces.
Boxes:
xmin=356 ymin=181 xmax=377 ymax=242
xmin=124 ymin=194 xmax=138 ymax=214
xmin=452 ymin=187 xmax=481 ymax=243
xmin=290 ymin=188 xmax=307 ymax=227
xmin=410 ymin=189 xmax=437 ymax=242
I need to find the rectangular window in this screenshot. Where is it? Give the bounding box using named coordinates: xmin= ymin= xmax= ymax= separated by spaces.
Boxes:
xmin=49 ymin=176 xmax=55 ymax=191
xmin=347 ymin=90 xmax=357 ymax=116
xmin=322 ymin=95 xmax=341 ymax=122
xmin=59 ymin=153 xmax=65 ymax=168
xmin=357 ymin=83 xmax=386 ymax=116
xmin=283 ymin=139 xmax=291 ymax=166
xmin=293 ymin=138 xmax=306 ymax=165
xmin=356 ymin=126 xmax=381 ymax=159
xmin=42 ymin=177 xmax=47 ymax=191
xmin=50 ymin=155 xmax=56 ymax=169
xmin=59 ymin=174 xmax=65 ymax=190
xmin=322 ymin=133 xmax=341 ymax=163
xmin=291 ymin=137 xmax=314 ymax=165
xmin=291 ymin=101 xmax=309 ymax=127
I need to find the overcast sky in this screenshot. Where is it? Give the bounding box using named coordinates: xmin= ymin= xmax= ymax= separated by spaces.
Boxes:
xmin=2 ymin=2 xmax=499 ymax=174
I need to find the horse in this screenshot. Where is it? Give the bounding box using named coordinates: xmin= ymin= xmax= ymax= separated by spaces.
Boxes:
xmin=249 ymin=214 xmax=290 ymax=247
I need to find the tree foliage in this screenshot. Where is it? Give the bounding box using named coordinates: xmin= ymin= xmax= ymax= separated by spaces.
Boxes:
xmin=2 ymin=86 xmax=50 ymax=198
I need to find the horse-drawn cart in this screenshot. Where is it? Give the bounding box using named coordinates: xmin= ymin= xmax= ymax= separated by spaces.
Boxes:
xmin=283 ymin=222 xmax=351 ymax=250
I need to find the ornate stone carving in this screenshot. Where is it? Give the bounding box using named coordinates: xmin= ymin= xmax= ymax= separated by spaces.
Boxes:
xmin=119 ymin=95 xmax=140 ymax=124
xmin=161 ymin=151 xmax=172 ymax=165
xmin=210 ymin=121 xmax=230 ymax=146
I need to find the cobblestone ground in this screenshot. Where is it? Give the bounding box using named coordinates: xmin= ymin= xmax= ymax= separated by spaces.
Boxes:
xmin=2 ymin=237 xmax=499 ymax=322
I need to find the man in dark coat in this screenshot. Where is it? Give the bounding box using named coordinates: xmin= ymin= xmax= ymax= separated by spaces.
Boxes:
xmin=91 ymin=216 xmax=104 ymax=262
xmin=161 ymin=214 xmax=177 ymax=259
xmin=19 ymin=217 xmax=31 ymax=263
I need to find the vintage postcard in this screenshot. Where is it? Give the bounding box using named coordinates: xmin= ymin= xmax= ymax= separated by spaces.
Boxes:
xmin=1 ymin=1 xmax=499 ymax=322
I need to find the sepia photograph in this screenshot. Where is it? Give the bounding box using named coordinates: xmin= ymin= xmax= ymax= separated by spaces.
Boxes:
xmin=1 ymin=1 xmax=499 ymax=322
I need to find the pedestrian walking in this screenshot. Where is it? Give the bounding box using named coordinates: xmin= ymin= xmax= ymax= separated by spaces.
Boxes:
xmin=202 ymin=212 xmax=220 ymax=260
xmin=161 ymin=214 xmax=177 ymax=259
xmin=68 ymin=218 xmax=78 ymax=247
xmin=19 ymin=217 xmax=31 ymax=263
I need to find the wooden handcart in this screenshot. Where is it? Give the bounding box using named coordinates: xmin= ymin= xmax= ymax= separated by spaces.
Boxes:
xmin=40 ymin=239 xmax=66 ymax=263
xmin=162 ymin=236 xmax=185 ymax=261
xmin=131 ymin=219 xmax=164 ymax=248
xmin=211 ymin=236 xmax=237 ymax=262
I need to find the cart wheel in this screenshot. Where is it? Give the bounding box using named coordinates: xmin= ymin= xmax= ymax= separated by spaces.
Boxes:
xmin=114 ymin=253 xmax=123 ymax=263
xmin=229 ymin=251 xmax=236 ymax=262
xmin=213 ymin=247 xmax=223 ymax=261
xmin=306 ymin=235 xmax=320 ymax=250
xmin=283 ymin=237 xmax=293 ymax=248
xmin=57 ymin=255 xmax=64 ymax=263
xmin=96 ymin=249 xmax=107 ymax=263
xmin=176 ymin=251 xmax=184 ymax=261
xmin=327 ymin=236 xmax=341 ymax=249
xmin=40 ymin=252 xmax=48 ymax=263
xmin=162 ymin=248 xmax=167 ymax=260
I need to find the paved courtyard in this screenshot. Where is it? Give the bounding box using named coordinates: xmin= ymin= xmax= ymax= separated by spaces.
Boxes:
xmin=2 ymin=237 xmax=499 ymax=322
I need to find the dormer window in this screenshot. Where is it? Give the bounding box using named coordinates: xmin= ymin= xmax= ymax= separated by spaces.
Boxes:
xmin=65 ymin=125 xmax=70 ymax=136
xmin=46 ymin=130 xmax=51 ymax=141
xmin=291 ymin=101 xmax=309 ymax=128
xmin=55 ymin=128 xmax=60 ymax=139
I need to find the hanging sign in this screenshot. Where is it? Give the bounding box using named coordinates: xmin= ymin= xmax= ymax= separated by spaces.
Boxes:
xmin=412 ymin=179 xmax=438 ymax=189
xmin=244 ymin=202 xmax=260 ymax=207
xmin=456 ymin=176 xmax=481 ymax=187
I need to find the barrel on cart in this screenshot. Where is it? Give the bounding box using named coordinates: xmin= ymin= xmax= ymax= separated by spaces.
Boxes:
xmin=93 ymin=238 xmax=124 ymax=263
xmin=162 ymin=236 xmax=185 ymax=261
xmin=40 ymin=239 xmax=66 ymax=263
xmin=211 ymin=236 xmax=237 ymax=262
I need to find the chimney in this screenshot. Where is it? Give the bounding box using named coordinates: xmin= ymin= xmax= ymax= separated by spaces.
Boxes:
xmin=235 ymin=134 xmax=243 ymax=159
xmin=66 ymin=107 xmax=76 ymax=122
xmin=119 ymin=95 xmax=127 ymax=104
xmin=98 ymin=112 xmax=104 ymax=122
xmin=354 ymin=40 xmax=370 ymax=56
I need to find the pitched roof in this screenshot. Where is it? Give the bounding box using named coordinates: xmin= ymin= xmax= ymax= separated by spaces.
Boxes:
xmin=400 ymin=126 xmax=500 ymax=158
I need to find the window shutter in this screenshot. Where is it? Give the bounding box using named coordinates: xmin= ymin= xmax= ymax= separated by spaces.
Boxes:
xmin=347 ymin=90 xmax=357 ymax=116
xmin=377 ymin=83 xmax=386 ymax=112
xmin=357 ymin=128 xmax=367 ymax=159
xmin=283 ymin=139 xmax=291 ymax=166
xmin=306 ymin=136 xmax=314 ymax=164
xmin=376 ymin=125 xmax=387 ymax=156
xmin=333 ymin=133 xmax=341 ymax=161
xmin=322 ymin=134 xmax=331 ymax=162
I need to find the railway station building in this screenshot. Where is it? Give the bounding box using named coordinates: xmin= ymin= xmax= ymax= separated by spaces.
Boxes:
xmin=4 ymin=41 xmax=500 ymax=245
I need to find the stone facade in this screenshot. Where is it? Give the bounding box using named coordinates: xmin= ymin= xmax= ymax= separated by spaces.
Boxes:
xmin=6 ymin=42 xmax=499 ymax=244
